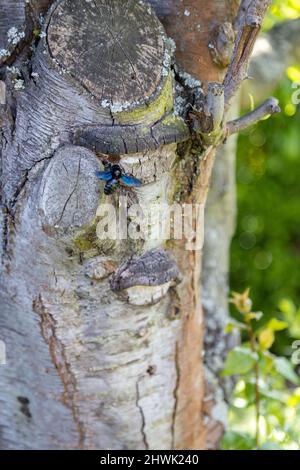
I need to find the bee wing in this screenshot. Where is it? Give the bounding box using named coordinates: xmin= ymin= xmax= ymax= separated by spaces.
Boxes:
xmin=96 ymin=170 xmax=112 ymax=181
xmin=120 ymin=175 xmax=142 ymax=187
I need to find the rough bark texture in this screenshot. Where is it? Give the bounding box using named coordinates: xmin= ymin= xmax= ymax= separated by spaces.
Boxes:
xmin=0 ymin=0 xmax=272 ymax=450
xmin=202 ymin=100 xmax=239 ymax=448
xmin=1 ymin=0 xmax=188 ymax=450
xmin=150 ymin=0 xmax=241 ymax=450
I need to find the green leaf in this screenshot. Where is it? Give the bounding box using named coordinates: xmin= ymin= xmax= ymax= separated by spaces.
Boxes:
xmin=222 ymin=347 xmax=258 ymax=376
xmin=287 ymin=391 xmax=300 ymax=407
xmin=254 ymin=311 xmax=263 ymax=321
xmin=279 ymin=298 xmax=296 ymax=318
xmin=274 ymin=357 xmax=300 ymax=385
xmin=259 ymin=328 xmax=275 ymax=350
xmin=259 ymin=352 xmax=274 ymax=373
xmin=245 ymin=311 xmax=263 ymax=322
xmin=289 ymin=310 xmax=300 ymax=338
xmin=260 ymin=388 xmax=288 ymax=403
xmin=224 ymin=320 xmax=246 ymax=333
xmin=221 ymin=431 xmax=255 ymax=450
xmin=278 ymin=299 xmax=300 ymax=337
xmin=224 ymin=323 xmax=235 ymax=334
xmin=267 ymin=318 xmax=288 ymax=332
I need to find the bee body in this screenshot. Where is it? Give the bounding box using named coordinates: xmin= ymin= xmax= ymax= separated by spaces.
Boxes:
xmin=104 ymin=179 xmax=119 ymax=195
xmin=96 ymin=163 xmax=142 ymax=195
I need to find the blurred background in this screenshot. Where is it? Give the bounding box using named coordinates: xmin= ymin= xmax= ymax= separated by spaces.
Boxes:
xmin=223 ymin=0 xmax=300 ymax=450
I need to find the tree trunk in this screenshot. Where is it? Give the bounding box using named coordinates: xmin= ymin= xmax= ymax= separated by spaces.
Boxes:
xmin=0 ymin=0 xmax=260 ymax=450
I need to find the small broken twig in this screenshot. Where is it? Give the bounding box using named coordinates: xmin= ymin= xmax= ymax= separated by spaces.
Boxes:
xmin=226 ymin=97 xmax=281 ymax=137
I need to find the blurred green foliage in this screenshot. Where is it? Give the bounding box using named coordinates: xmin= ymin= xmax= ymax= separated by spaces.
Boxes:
xmin=230 ymin=76 xmax=300 ymax=347
xmin=227 ymin=0 xmax=300 ymax=450
xmin=264 ymin=0 xmax=300 ymax=28
xmin=230 ymin=64 xmax=300 ymax=355
xmin=222 ymin=290 xmax=300 ymax=450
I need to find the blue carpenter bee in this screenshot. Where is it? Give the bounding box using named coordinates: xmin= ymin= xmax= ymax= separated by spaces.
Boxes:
xmin=96 ymin=162 xmax=142 ymax=195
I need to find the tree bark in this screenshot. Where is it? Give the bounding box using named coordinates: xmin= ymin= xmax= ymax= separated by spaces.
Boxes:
xmin=0 ymin=0 xmax=269 ymax=450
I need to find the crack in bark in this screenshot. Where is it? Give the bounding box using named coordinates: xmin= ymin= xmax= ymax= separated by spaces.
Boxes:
xmin=33 ymin=294 xmax=86 ymax=449
xmin=1 ymin=154 xmax=53 ymax=263
xmin=135 ymin=377 xmax=149 ymax=450
xmin=55 ymin=157 xmax=82 ymax=225
xmin=92 ymin=0 xmax=145 ymax=97
xmin=1 ymin=168 xmax=28 ymax=265
xmin=8 ymin=154 xmax=53 ymax=214
xmin=171 ymin=341 xmax=180 ymax=450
